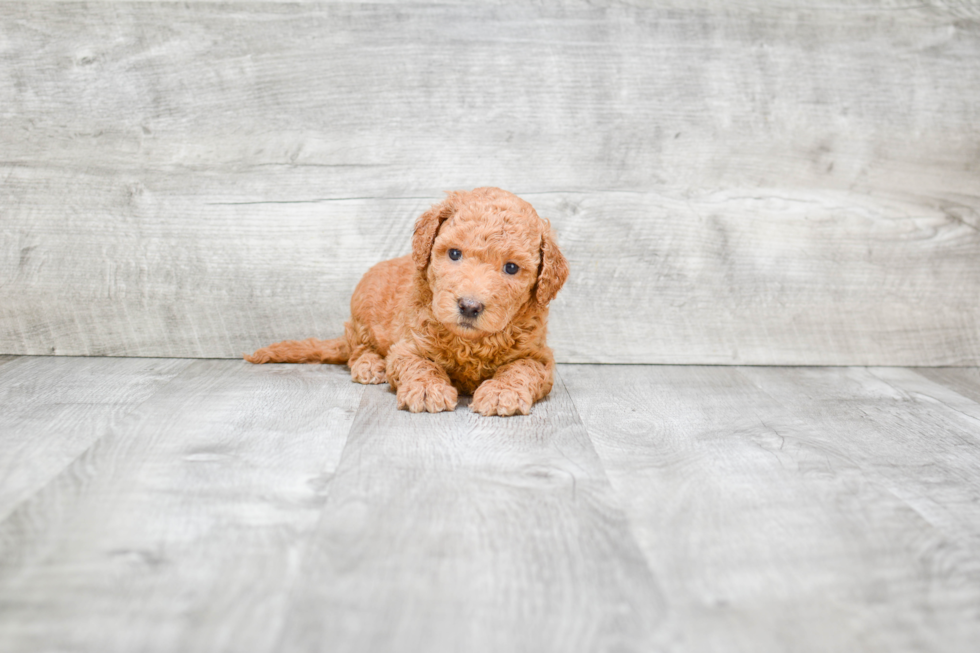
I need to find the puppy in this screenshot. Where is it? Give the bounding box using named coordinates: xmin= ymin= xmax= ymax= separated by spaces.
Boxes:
xmin=245 ymin=187 xmax=568 ymax=416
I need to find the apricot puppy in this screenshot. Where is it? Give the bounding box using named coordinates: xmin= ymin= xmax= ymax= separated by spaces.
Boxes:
xmin=245 ymin=187 xmax=569 ymax=416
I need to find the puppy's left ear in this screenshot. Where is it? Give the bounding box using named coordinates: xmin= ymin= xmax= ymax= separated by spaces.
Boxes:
xmin=412 ymin=192 xmax=461 ymax=270
xmin=535 ymin=221 xmax=569 ymax=305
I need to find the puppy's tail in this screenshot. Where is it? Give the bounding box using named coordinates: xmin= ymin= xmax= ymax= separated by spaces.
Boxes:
xmin=244 ymin=336 xmax=350 ymax=365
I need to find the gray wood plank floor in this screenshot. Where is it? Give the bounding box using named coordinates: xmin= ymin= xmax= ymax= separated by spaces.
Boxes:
xmin=2 ymin=357 xmax=979 ymax=652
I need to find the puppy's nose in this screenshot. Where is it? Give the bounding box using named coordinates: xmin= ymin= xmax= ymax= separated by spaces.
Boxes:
xmin=458 ymin=298 xmax=484 ymax=319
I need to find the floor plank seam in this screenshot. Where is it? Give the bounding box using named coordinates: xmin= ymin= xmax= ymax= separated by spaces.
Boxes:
xmin=266 ymin=380 xmax=370 ymax=653
xmin=0 ymin=359 xmax=194 ymax=528
xmin=555 ymin=366 xmax=666 ymax=591
xmin=868 ymin=367 xmax=980 ymax=431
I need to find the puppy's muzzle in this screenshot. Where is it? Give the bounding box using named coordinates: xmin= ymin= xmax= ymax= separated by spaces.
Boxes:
xmin=458 ymin=298 xmax=484 ymax=319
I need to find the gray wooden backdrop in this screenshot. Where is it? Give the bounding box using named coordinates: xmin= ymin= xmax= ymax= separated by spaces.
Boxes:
xmin=2 ymin=1 xmax=979 ymax=364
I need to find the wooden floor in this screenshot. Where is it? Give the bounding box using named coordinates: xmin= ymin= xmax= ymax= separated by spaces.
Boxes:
xmin=1 ymin=356 xmax=979 ymax=652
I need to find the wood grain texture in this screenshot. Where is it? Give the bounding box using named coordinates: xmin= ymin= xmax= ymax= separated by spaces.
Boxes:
xmin=739 ymin=365 xmax=980 ymax=651
xmin=869 ymin=366 xmax=980 ymax=422
xmin=562 ymin=363 xmax=980 ymax=653
xmin=0 ymin=355 xmax=190 ymax=521
xmin=914 ymin=366 xmax=980 ymax=405
xmin=2 ymin=2 xmax=979 ymax=364
xmin=0 ymin=359 xmax=363 ymax=653
xmin=278 ymin=374 xmax=666 ymax=653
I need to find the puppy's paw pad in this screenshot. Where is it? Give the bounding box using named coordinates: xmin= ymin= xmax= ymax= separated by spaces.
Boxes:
xmin=397 ymin=382 xmax=458 ymax=413
xmin=350 ymin=355 xmax=387 ymax=384
xmin=472 ymin=381 xmax=533 ymax=416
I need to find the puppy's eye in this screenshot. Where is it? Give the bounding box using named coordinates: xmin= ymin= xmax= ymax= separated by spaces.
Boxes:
xmin=504 ymin=262 xmax=520 ymax=275
xmin=448 ymin=249 xmax=462 ymax=261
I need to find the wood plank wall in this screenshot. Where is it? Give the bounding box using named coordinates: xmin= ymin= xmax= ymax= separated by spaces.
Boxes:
xmin=2 ymin=1 xmax=978 ymax=364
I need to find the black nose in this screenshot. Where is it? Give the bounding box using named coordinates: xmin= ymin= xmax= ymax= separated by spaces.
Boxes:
xmin=458 ymin=298 xmax=484 ymax=319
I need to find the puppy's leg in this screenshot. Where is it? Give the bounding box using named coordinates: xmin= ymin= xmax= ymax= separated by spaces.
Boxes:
xmin=385 ymin=343 xmax=457 ymax=413
xmin=343 ymin=319 xmax=387 ymax=384
xmin=244 ymin=337 xmax=350 ymax=364
xmin=348 ymin=348 xmax=387 ymax=384
xmin=471 ymin=358 xmax=553 ymax=416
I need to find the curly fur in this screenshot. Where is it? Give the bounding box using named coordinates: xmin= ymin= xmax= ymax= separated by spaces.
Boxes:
xmin=245 ymin=187 xmax=569 ymax=416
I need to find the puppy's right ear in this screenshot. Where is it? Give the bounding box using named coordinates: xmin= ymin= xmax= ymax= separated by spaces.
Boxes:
xmin=535 ymin=221 xmax=569 ymax=306
xmin=412 ymin=192 xmax=460 ymax=270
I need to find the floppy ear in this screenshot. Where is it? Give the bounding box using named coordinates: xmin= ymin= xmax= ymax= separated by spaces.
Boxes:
xmin=412 ymin=192 xmax=460 ymax=270
xmin=535 ymin=222 xmax=569 ymax=305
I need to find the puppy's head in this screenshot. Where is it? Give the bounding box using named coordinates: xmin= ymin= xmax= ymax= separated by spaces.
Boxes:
xmin=412 ymin=187 xmax=569 ymax=339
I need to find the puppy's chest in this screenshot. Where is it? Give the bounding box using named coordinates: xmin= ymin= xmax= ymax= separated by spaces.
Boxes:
xmin=436 ymin=344 xmax=518 ymax=395
xmin=445 ymin=362 xmax=497 ymax=394
xmin=420 ymin=319 xmax=541 ymax=394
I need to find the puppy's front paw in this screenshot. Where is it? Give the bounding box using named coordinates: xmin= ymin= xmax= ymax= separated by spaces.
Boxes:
xmin=471 ymin=380 xmax=534 ymax=416
xmin=350 ymin=353 xmax=387 ymax=384
xmin=397 ymin=381 xmax=458 ymax=413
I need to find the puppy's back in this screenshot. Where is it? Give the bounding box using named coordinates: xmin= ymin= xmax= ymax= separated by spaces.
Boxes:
xmin=349 ymin=255 xmax=416 ymax=354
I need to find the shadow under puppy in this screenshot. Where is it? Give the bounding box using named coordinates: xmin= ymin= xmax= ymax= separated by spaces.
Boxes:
xmin=246 ymin=187 xmax=569 ymax=416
